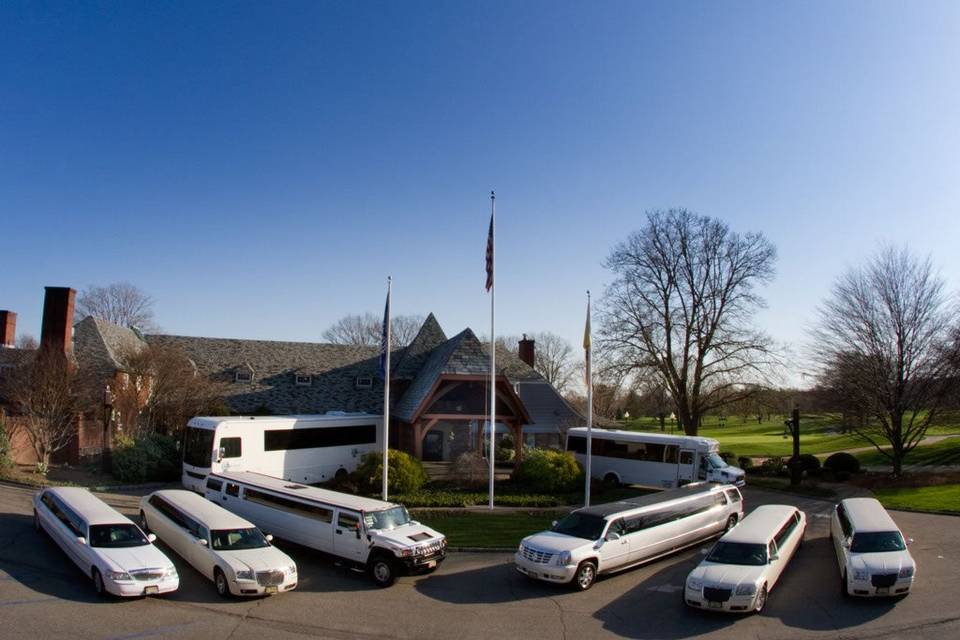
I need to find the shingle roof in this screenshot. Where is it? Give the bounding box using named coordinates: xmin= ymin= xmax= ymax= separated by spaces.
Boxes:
xmin=73 ymin=316 xmax=146 ymax=383
xmin=392 ymin=313 xmax=447 ymax=379
xmin=515 ymin=381 xmax=582 ymax=433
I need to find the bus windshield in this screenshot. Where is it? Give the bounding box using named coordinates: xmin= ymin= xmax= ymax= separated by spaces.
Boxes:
xmin=183 ymin=427 xmax=215 ymax=468
xmin=706 ymin=453 xmax=728 ymax=469
xmin=365 ymin=506 xmax=412 ymax=530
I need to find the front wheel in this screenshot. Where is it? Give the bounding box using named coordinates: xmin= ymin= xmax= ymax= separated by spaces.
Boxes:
xmin=368 ymin=556 xmax=396 ymax=588
xmin=840 ymin=570 xmax=849 ymax=598
xmin=754 ymin=584 xmax=768 ymax=613
xmin=214 ymin=568 xmax=231 ymax=598
xmin=571 ymin=561 xmax=597 ymax=591
xmin=723 ymin=515 xmax=738 ymax=533
xmin=33 ymin=510 xmax=40 ymax=532
xmin=602 ymin=474 xmax=619 ymax=489
xmin=92 ymin=568 xmax=106 ymax=597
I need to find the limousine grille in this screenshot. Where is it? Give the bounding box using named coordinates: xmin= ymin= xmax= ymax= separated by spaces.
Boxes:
xmin=130 ymin=569 xmax=165 ymax=582
xmin=703 ymin=586 xmax=732 ymax=602
xmin=418 ymin=540 xmax=445 ymax=557
xmin=871 ymin=573 xmax=897 ymax=588
xmin=520 ymin=544 xmax=554 ymax=564
xmin=256 ymin=570 xmax=285 ymax=586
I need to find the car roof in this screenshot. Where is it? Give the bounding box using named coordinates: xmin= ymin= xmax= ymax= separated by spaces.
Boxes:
xmin=578 ymin=483 xmax=726 ymax=518
xmin=212 ymin=470 xmax=397 ymax=513
xmin=721 ymin=504 xmax=798 ymax=544
xmin=841 ymin=498 xmax=901 ymax=533
xmin=152 ymin=489 xmax=253 ymax=529
xmin=44 ymin=487 xmax=131 ymax=526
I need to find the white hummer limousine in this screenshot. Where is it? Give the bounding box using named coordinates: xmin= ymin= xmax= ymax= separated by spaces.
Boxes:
xmin=515 ymin=482 xmax=743 ymax=590
xmin=205 ymin=470 xmax=446 ymax=587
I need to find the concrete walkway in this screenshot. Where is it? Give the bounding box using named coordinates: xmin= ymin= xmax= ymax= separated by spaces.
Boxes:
xmin=815 ymin=433 xmax=959 ymax=458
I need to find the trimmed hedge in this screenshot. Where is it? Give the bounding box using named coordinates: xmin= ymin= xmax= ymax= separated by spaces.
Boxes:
xmin=789 ymin=453 xmax=822 ymax=472
xmin=353 ymin=449 xmax=428 ymax=495
xmin=112 ymin=433 xmax=181 ymax=484
xmin=824 ymin=452 xmax=861 ymax=474
xmin=511 ymin=448 xmax=584 ymax=493
xmin=737 ymin=456 xmax=754 ymax=470
xmin=394 ymin=491 xmax=564 ymax=508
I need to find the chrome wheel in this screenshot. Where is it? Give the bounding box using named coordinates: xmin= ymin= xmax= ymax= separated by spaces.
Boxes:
xmin=371 ymin=559 xmax=394 ymax=587
xmin=215 ymin=570 xmax=229 ymax=597
xmin=724 ymin=515 xmax=737 ymax=532
xmin=754 ymin=584 xmax=767 ymax=613
xmin=574 ymin=562 xmax=596 ymax=591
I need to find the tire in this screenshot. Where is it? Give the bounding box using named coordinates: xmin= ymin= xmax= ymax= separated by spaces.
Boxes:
xmin=754 ymin=584 xmax=767 ymax=613
xmin=840 ymin=570 xmax=849 ymax=598
xmin=603 ymin=473 xmax=619 ymax=488
xmin=571 ymin=561 xmax=597 ymax=591
xmin=334 ymin=468 xmax=349 ymax=483
xmin=214 ymin=568 xmax=231 ymax=598
xmin=33 ymin=510 xmax=40 ymax=532
xmin=368 ymin=555 xmax=396 ymax=588
xmin=92 ymin=568 xmax=106 ymax=597
xmin=723 ymin=515 xmax=738 ymax=533
xmin=139 ymin=511 xmax=150 ymax=534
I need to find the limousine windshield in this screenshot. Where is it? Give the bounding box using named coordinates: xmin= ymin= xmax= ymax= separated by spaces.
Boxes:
xmin=552 ymin=512 xmax=606 ymax=540
xmin=707 ymin=541 xmax=767 ymax=566
xmin=89 ymin=524 xmax=150 ymax=548
xmin=851 ymin=531 xmax=906 ymax=553
xmin=211 ymin=528 xmax=270 ymax=551
xmin=365 ymin=506 xmax=411 ymax=531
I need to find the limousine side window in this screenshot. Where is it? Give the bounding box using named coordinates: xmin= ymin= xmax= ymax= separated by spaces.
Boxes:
xmin=225 ymin=483 xmax=240 ymax=497
xmin=773 ymin=512 xmax=800 ymax=549
xmin=607 ymin=518 xmax=627 ymax=537
xmin=150 ymin=496 xmax=189 ymax=530
xmin=244 ymin=488 xmax=333 ymax=523
xmin=220 ymin=437 xmax=242 ymax=459
xmin=836 ymin=504 xmax=852 ymax=538
xmin=206 ymin=477 xmax=223 ymax=492
xmin=50 ymin=496 xmax=85 ymax=537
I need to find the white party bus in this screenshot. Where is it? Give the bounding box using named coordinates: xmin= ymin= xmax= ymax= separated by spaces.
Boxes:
xmin=566 ymin=428 xmax=745 ymax=489
xmin=182 ymin=413 xmax=382 ymax=493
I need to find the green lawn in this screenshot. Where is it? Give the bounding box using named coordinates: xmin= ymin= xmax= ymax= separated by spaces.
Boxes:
xmin=873 ymin=484 xmax=960 ymax=514
xmin=412 ymin=511 xmax=560 ymax=548
xmin=856 ymin=437 xmax=960 ymax=468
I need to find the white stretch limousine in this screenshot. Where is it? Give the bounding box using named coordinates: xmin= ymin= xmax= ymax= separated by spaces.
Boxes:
xmin=515 ymin=483 xmax=743 ymax=590
xmin=685 ymin=504 xmax=806 ymax=613
xmin=831 ymin=498 xmax=916 ymax=597
xmin=33 ymin=487 xmax=179 ymax=597
xmin=205 ymin=471 xmax=446 ymax=587
xmin=140 ymin=489 xmax=298 ymax=597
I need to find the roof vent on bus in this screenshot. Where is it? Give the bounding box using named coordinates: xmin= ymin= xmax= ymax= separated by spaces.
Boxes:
xmin=284 ymin=484 xmax=308 ymax=490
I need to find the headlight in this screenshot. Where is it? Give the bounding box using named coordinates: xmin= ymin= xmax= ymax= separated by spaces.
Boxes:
xmin=736 ymin=583 xmax=757 ymax=596
xmin=163 ymin=566 xmax=178 ymax=578
xmin=853 ymin=570 xmax=869 ymax=581
xmin=899 ymin=566 xmax=914 ymax=579
xmin=557 ymin=551 xmax=572 ymax=566
xmin=397 ymin=548 xmax=414 ymax=557
xmin=235 ymin=570 xmax=255 ymax=581
xmin=284 ymin=565 xmax=297 ymax=575
xmin=518 ymin=542 xmax=525 ymax=552
xmin=687 ymin=579 xmax=703 ymax=591
xmin=106 ymin=570 xmax=132 ymax=581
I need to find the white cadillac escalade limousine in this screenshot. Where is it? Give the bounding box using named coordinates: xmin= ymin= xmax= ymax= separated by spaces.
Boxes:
xmin=516 ymin=482 xmax=743 ymax=590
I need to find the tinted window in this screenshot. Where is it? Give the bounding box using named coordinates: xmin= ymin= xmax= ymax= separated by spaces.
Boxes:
xmin=679 ymin=451 xmax=694 ymax=465
xmin=664 ymin=445 xmax=678 ymax=464
xmin=338 ymin=512 xmax=360 ymax=531
xmin=264 ymin=425 xmax=377 ymax=451
xmin=567 ymin=436 xmax=586 ymax=454
xmin=607 ymin=518 xmax=627 ymax=537
xmin=725 ymin=489 xmax=742 ymax=503
xmin=837 ymin=504 xmax=852 ymax=537
xmin=89 ymin=524 xmax=149 ymax=548
xmin=244 ymin=488 xmax=333 ymax=522
xmin=183 ymin=427 xmax=215 ymax=467
xmin=707 ymin=542 xmax=767 ymax=566
xmin=851 ymin=531 xmax=906 ymax=553
xmin=551 ymin=512 xmax=606 ymax=540
xmin=220 ymin=437 xmax=242 ymax=459
xmin=211 ymin=528 xmax=270 ymax=551
xmin=225 ymin=483 xmax=240 ymax=497
xmin=206 ymin=477 xmax=223 ymax=492
xmin=773 ymin=512 xmax=800 ymax=549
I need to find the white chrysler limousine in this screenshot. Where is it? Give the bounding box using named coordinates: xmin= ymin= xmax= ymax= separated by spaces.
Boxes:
xmin=685 ymin=504 xmax=806 ymax=613
xmin=516 ymin=483 xmax=743 ymax=590
xmin=831 ymin=497 xmax=916 ymax=597
xmin=140 ymin=489 xmax=298 ymax=597
xmin=33 ymin=487 xmax=179 ymax=597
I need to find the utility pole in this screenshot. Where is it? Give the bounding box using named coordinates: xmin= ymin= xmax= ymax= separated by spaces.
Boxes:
xmin=785 ymin=407 xmax=801 ymax=486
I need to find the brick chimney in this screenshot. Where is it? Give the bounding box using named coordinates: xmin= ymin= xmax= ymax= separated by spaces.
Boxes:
xmin=518 ymin=334 xmax=535 ymax=368
xmin=40 ymin=287 xmax=76 ymax=356
xmin=0 ymin=310 xmax=15 ymax=348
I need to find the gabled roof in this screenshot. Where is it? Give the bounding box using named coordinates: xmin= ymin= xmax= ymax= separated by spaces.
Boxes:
xmin=72 ymin=316 xmax=147 ymax=384
xmin=515 ymin=381 xmax=583 ymax=434
xmin=392 ymin=313 xmax=447 ymax=379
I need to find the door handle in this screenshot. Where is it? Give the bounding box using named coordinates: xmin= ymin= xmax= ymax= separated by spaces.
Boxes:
xmin=336 ymin=529 xmax=343 ymax=535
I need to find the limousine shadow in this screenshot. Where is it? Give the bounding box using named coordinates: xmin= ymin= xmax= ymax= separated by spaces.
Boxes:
xmin=414 ymin=557 xmax=581 ymax=605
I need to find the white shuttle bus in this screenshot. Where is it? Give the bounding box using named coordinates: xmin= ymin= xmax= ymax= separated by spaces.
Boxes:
xmin=182 ymin=414 xmax=382 ymax=493
xmin=566 ymin=428 xmax=745 ymax=489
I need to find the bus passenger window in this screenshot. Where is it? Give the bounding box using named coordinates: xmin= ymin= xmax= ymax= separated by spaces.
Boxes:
xmin=220 ymin=437 xmax=242 ymax=458
xmin=679 ymin=451 xmax=694 ymax=465
xmin=226 ymin=483 xmax=240 ymax=497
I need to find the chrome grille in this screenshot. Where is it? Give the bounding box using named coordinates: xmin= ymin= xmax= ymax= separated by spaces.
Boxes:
xmin=130 ymin=569 xmax=164 ymax=582
xmin=418 ymin=539 xmax=445 ymax=557
xmin=256 ymin=570 xmax=284 ymax=586
xmin=521 ymin=544 xmax=554 ymax=564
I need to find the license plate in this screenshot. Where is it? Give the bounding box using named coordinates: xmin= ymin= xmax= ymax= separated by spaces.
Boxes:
xmin=876 ymin=587 xmax=889 ymax=595
xmin=425 ymin=560 xmax=437 ymax=569
xmin=144 ymin=586 xmax=159 ymax=595
xmin=708 ymin=601 xmax=722 ymax=609
xmin=265 ymin=585 xmax=278 ymax=594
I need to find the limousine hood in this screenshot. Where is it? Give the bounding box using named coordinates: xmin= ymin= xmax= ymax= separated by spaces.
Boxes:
xmin=99 ymin=545 xmax=174 ymax=573
xmin=521 ymin=532 xmax=596 ymax=554
xmin=373 ymin=523 xmax=445 ymax=550
xmin=688 ymin=562 xmax=764 ymax=591
xmin=850 ymin=551 xmax=914 ymax=576
xmin=219 ymin=546 xmax=296 ymax=573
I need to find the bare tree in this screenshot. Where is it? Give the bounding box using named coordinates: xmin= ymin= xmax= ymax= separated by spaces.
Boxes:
xmin=16 ymin=334 xmax=38 ymax=350
xmin=812 ymin=247 xmax=958 ymax=476
xmin=322 ymin=313 xmax=424 ymax=348
xmin=530 ymin=332 xmax=577 ymax=393
xmin=599 ymin=209 xmax=778 ymax=435
xmin=77 ymin=283 xmax=157 ymax=331
xmin=1 ymin=350 xmax=89 ymax=469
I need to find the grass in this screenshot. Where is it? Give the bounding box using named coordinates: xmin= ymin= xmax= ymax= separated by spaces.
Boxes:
xmin=856 ymin=437 xmax=960 ymax=468
xmin=743 ymin=476 xmax=837 ymax=498
xmin=873 ymin=484 xmax=960 ymax=514
xmin=411 ymin=511 xmax=562 ymax=548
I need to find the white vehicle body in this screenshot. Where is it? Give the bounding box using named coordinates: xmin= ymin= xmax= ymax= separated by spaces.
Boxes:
xmin=566 ymin=427 xmax=745 ymax=489
xmin=831 ymin=497 xmax=916 ymax=597
xmin=139 ymin=489 xmax=297 ymax=597
xmin=205 ymin=470 xmax=446 ymax=587
xmin=515 ymin=483 xmax=743 ymax=590
xmin=182 ymin=413 xmax=382 ymax=492
xmin=685 ymin=504 xmax=807 ymax=613
xmin=32 ymin=487 xmax=179 ymax=597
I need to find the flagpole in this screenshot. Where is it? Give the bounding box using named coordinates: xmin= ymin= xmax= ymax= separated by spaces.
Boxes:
xmin=382 ymin=276 xmax=392 ymax=501
xmin=488 ymin=191 xmax=496 ymax=510
xmin=585 ymin=290 xmax=593 ymax=508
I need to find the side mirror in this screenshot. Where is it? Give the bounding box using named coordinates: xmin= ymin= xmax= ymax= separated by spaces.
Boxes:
xmin=76 ymin=536 xmax=86 ymax=546
xmin=147 ymin=533 xmax=157 ymax=543
xmin=606 ymin=532 xmax=621 ymax=542
xmin=907 ymin=537 xmax=914 ymax=546
xmin=265 ymin=534 xmax=274 ymax=543
xmin=217 ymin=447 xmax=225 ymax=463
xmin=842 ymin=539 xmax=851 ymax=549
xmin=197 ymin=538 xmax=208 ymax=546
xmin=551 ymin=520 xmax=558 ymax=528
xmin=769 ymin=554 xmax=779 ymax=563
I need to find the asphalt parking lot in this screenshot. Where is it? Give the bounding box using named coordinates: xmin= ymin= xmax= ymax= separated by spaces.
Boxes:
xmin=0 ymin=482 xmax=957 ymax=640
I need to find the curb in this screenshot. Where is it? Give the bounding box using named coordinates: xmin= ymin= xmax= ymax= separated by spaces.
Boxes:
xmin=88 ymin=482 xmax=175 ymax=493
xmin=883 ymin=506 xmax=960 ymax=518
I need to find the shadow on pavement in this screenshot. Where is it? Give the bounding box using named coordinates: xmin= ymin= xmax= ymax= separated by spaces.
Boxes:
xmin=415 ymin=556 xmax=573 ymax=604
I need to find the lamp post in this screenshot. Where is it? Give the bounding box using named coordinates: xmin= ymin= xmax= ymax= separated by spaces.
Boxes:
xmin=784 ymin=406 xmax=801 ymax=486
xmin=102 ymin=385 xmax=113 ymax=474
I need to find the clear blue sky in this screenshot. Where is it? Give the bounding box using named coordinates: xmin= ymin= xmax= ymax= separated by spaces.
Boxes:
xmin=3 ymin=1 xmax=958 ymax=367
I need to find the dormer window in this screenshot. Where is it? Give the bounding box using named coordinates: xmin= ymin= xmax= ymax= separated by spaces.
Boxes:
xmin=355 ymin=375 xmax=373 ymax=389
xmin=295 ymin=374 xmax=312 ymax=386
xmin=235 ymin=371 xmax=253 ymax=383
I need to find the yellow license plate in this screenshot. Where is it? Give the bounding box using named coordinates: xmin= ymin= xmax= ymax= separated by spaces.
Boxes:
xmin=144 ymin=586 xmax=159 ymax=595
xmin=265 ymin=585 xmax=278 ymax=594
xmin=708 ymin=601 xmax=722 ymax=609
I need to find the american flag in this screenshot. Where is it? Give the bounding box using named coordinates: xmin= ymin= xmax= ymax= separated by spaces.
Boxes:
xmin=485 ymin=213 xmax=494 ymax=291
xmin=378 ymin=284 xmax=390 ymax=378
